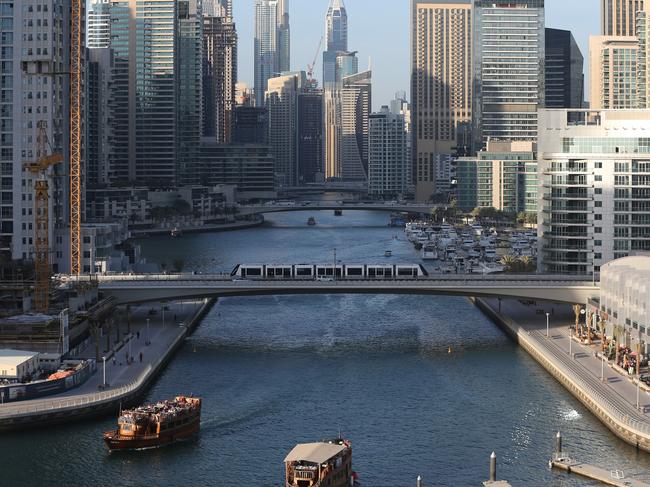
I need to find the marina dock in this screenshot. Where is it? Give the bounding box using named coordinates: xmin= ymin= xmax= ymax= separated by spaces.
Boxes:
xmin=550 ymin=458 xmax=650 ymax=487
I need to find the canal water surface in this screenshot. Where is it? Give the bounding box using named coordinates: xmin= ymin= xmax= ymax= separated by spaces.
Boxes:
xmin=2 ymin=210 xmax=650 ymax=486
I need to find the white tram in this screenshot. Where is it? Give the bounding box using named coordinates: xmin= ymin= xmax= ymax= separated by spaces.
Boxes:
xmin=231 ymin=264 xmax=428 ymax=280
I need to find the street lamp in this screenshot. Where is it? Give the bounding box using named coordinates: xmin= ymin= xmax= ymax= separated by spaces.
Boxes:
xmin=638 ymin=378 xmax=641 ymax=411
xmin=546 ymin=312 xmax=550 ymax=338
xmin=162 ymin=304 xmax=165 ymax=329
xmin=601 ymin=353 xmax=605 ymax=382
xmin=128 ymin=336 xmax=132 ymax=364
xmin=102 ymin=356 xmax=107 ymax=387
xmin=146 ymin=318 xmax=150 ymax=346
xmin=333 ymin=248 xmax=337 ymax=282
xmin=569 ymin=326 xmax=573 ymax=358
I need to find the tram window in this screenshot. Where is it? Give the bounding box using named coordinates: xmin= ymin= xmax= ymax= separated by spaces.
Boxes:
xmin=348 ymin=268 xmax=363 ymax=276
xmin=246 ymin=268 xmax=262 ymax=276
xmin=368 ymin=268 xmax=376 ymax=277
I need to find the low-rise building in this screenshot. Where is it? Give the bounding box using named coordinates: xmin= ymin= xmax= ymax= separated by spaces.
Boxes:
xmin=0 ymin=349 xmax=40 ymax=381
xmin=598 ymin=255 xmax=650 ymax=354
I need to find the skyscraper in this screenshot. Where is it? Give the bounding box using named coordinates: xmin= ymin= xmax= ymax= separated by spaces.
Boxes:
xmin=2 ymin=0 xmax=71 ymax=270
xmin=411 ymin=0 xmax=472 ymax=202
xmin=109 ymin=0 xmax=201 ymax=187
xmin=178 ymin=0 xmax=204 ymax=186
xmin=589 ymin=35 xmax=639 ymax=108
xmin=602 ymin=0 xmax=644 ymax=36
xmin=266 ymin=72 xmax=304 ymax=187
xmin=203 ymin=10 xmax=238 ymax=143
xmin=86 ymin=0 xmax=111 ymax=49
xmin=254 ymin=0 xmax=290 ymax=107
xmin=368 ymin=106 xmax=411 ymax=198
xmin=277 ymin=0 xmax=291 ymax=72
xmin=545 ymin=28 xmax=585 ymax=108
xmin=298 ymin=89 xmax=324 ymax=184
xmin=637 ymin=3 xmax=650 ymax=107
xmin=340 ymin=70 xmax=372 ymax=181
xmin=473 ymin=0 xmax=545 ymax=150
xmin=323 ymin=0 xmax=348 ymax=86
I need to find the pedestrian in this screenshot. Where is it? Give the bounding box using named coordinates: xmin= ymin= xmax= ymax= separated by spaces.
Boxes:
xmin=112 ymin=356 xmax=116 ymax=366
xmin=139 ymin=352 xmax=143 ymax=363
xmin=126 ymin=351 xmax=129 ymax=364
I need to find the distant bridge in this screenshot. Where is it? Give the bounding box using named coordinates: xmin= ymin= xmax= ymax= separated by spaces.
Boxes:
xmin=63 ymin=274 xmax=598 ymax=306
xmin=237 ymin=202 xmax=440 ymax=216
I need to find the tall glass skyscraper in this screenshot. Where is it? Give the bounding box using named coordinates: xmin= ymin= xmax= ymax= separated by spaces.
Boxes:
xmin=473 ymin=0 xmax=545 ymax=150
xmin=254 ymin=0 xmax=290 ymax=107
xmin=323 ymin=0 xmax=348 ymax=86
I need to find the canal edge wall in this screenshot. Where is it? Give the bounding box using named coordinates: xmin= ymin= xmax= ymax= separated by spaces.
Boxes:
xmin=0 ymin=298 xmax=217 ymax=431
xmin=472 ymin=297 xmax=650 ymax=452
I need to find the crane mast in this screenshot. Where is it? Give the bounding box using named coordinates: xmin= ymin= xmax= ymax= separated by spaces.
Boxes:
xmin=70 ymin=0 xmax=83 ymax=275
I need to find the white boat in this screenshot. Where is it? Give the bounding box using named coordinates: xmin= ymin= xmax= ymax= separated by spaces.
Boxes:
xmin=384 ymin=250 xmax=392 ymax=257
xmin=421 ymin=244 xmax=439 ymax=261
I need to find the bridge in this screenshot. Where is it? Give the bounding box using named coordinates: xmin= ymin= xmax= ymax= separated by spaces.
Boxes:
xmin=62 ymin=274 xmax=599 ymax=306
xmin=237 ymin=202 xmax=439 ymax=216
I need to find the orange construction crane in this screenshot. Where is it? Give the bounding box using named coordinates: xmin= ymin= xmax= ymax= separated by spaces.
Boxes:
xmin=70 ymin=0 xmax=83 ymax=275
xmin=24 ymin=121 xmax=63 ymax=312
xmin=307 ymin=36 xmax=324 ymax=85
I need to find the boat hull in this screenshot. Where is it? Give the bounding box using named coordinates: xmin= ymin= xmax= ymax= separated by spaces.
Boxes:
xmin=104 ymin=417 xmax=200 ymax=451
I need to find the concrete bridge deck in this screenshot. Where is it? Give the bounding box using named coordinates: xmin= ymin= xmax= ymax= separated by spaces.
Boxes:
xmin=63 ymin=274 xmax=599 ymax=305
xmin=237 ymin=202 xmax=439 ymax=215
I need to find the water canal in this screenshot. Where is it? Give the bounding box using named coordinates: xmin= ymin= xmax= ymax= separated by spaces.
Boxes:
xmin=2 ymin=210 xmax=650 ymax=486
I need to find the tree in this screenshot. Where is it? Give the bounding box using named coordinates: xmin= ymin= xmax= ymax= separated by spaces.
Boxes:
xmin=573 ymin=304 xmax=582 ymax=339
xmin=500 ymin=255 xmax=518 ymax=272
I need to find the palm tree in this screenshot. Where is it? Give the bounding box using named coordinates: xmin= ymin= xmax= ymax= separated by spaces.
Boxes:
xmin=614 ymin=323 xmax=622 ymax=365
xmin=500 ymin=255 xmax=518 ymax=273
xmin=601 ymin=318 xmax=608 ymax=353
xmin=572 ymin=304 xmax=582 ymax=339
xmin=519 ymin=255 xmax=535 ymax=272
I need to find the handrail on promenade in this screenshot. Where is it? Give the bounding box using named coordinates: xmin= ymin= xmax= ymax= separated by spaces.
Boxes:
xmin=497 ymin=308 xmax=650 ymax=436
xmin=0 ymin=299 xmax=207 ymax=419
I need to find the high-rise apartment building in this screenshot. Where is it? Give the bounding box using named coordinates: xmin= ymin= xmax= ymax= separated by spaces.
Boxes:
xmin=589 ymin=36 xmax=639 ymax=109
xmin=298 ymin=89 xmax=324 ymax=184
xmin=368 ymin=106 xmax=411 ymax=197
xmin=277 ymin=0 xmax=290 ymax=73
xmin=545 ymin=28 xmax=585 ymax=109
xmin=637 ymin=3 xmax=650 ymax=106
xmin=254 ymin=0 xmax=290 ymax=107
xmin=233 ymin=106 xmax=269 ymax=144
xmin=411 ymin=0 xmax=472 ymax=203
xmin=86 ymin=48 xmax=113 ymax=188
xmin=86 ymin=0 xmax=111 ymax=49
xmin=203 ymin=11 xmax=238 ymax=143
xmin=266 ymin=72 xmax=304 ymax=188
xmin=108 ymin=0 xmax=180 ymax=187
xmin=340 ymin=71 xmax=372 ymax=181
xmin=538 ymin=109 xmax=650 ymax=276
xmin=2 ymin=0 xmax=71 ymax=270
xmin=602 ymin=0 xmax=644 ymax=36
xmin=473 ymin=0 xmax=545 ymax=150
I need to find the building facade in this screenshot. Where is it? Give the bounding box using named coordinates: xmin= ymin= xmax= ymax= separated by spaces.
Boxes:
xmin=602 ymin=0 xmax=644 ymax=36
xmin=411 ymin=0 xmax=472 ymax=203
xmin=368 ymin=106 xmax=411 ymax=198
xmin=637 ymin=3 xmax=650 ymax=107
xmin=538 ymin=109 xmax=650 ymax=276
xmin=254 ymin=0 xmax=290 ymax=107
xmin=2 ymin=0 xmax=71 ymax=271
xmin=545 ymin=28 xmax=585 ymax=109
xmin=473 ymin=0 xmax=545 ymax=150
xmin=340 ymin=70 xmax=371 ymax=181
xmin=298 ymin=89 xmax=324 ymax=184
xmin=265 ymin=72 xmax=303 ymax=188
xmin=202 ymin=12 xmax=237 ymax=143
xmin=589 ymin=36 xmax=639 ymax=109
xmin=178 ymin=0 xmax=204 ymax=186
xmin=456 ymin=141 xmax=536 ymax=214
xmin=233 ymin=106 xmax=268 ymax=144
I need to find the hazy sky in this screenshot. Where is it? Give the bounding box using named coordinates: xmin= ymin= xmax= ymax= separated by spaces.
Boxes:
xmin=233 ymin=0 xmax=599 ymax=110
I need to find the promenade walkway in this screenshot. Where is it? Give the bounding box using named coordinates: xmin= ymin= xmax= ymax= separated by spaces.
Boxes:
xmin=482 ymin=298 xmax=650 ymax=435
xmin=0 ymin=300 xmax=203 ymax=417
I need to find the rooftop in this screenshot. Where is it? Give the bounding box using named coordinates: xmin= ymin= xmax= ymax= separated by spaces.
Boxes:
xmin=284 ymin=442 xmax=347 ymax=465
xmin=0 ymin=349 xmax=39 ymax=366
